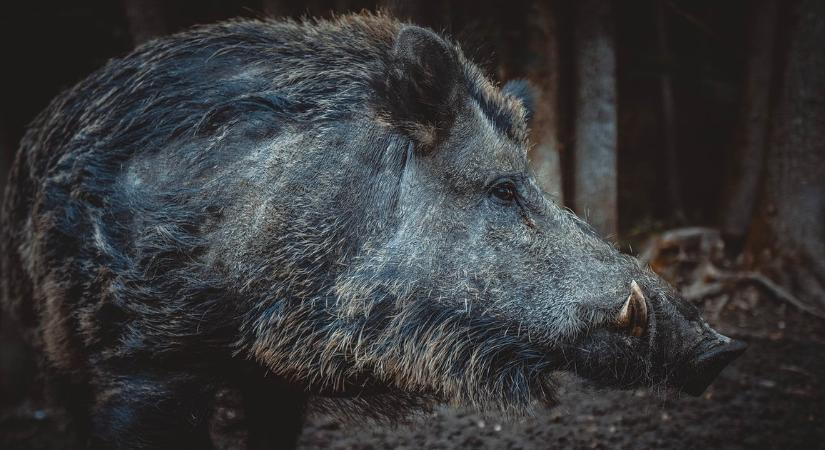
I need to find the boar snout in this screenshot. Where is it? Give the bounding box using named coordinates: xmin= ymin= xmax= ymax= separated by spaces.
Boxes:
xmin=677 ymin=338 xmax=747 ymax=396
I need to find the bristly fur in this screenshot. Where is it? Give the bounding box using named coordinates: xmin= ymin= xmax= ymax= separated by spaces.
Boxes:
xmin=0 ymin=11 xmax=737 ymax=448
xmin=0 ymin=11 xmax=541 ymax=437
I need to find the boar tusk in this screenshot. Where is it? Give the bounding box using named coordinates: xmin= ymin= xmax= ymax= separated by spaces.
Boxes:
xmin=617 ymin=280 xmax=648 ymax=337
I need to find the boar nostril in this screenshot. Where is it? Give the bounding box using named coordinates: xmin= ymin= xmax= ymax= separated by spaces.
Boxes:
xmin=616 ymin=280 xmax=647 ymax=337
xmin=679 ymin=339 xmax=747 ymax=396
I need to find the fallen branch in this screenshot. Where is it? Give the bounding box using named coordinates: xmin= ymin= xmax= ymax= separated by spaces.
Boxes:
xmin=683 ymin=263 xmax=824 ymax=318
xmin=640 ymin=227 xmax=825 ymax=318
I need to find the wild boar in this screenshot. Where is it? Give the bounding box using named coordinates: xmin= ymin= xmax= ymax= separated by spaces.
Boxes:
xmin=0 ymin=13 xmax=745 ymax=449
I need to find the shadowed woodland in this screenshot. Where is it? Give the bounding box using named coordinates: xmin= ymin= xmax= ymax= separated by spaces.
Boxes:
xmin=0 ymin=0 xmax=823 ymax=449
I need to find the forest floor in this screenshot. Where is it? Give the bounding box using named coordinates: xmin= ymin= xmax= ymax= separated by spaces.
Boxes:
xmin=2 ymin=248 xmax=824 ymax=449
xmin=297 ymin=294 xmax=825 ymax=449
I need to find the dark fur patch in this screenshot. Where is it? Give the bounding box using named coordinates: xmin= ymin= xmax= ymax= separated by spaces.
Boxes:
xmin=502 ymin=79 xmax=535 ymax=123
xmin=374 ymin=25 xmax=461 ymax=150
xmin=0 ymin=13 xmax=538 ymax=446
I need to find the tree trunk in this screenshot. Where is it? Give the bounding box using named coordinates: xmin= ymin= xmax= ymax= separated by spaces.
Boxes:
xmin=382 ymin=0 xmax=421 ymax=21
xmin=382 ymin=0 xmax=452 ymax=30
xmin=526 ymin=1 xmax=565 ymax=200
xmin=656 ymin=0 xmax=684 ymax=222
xmin=747 ymin=0 xmax=825 ymax=318
xmin=261 ymin=0 xmax=289 ymax=18
xmin=0 ymin=124 xmax=8 ymax=188
xmin=571 ymin=0 xmax=618 ymax=237
xmin=121 ymin=0 xmax=169 ymax=46
xmin=721 ymin=0 xmax=779 ymax=251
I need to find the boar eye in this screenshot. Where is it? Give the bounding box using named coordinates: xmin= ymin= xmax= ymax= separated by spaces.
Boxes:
xmin=490 ymin=180 xmax=517 ymax=204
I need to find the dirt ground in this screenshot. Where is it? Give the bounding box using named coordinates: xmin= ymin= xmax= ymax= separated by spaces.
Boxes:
xmin=295 ymin=297 xmax=825 ymax=450
xmin=2 ymin=275 xmax=824 ymax=450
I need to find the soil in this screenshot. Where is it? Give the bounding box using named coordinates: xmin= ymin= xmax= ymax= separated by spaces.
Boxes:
xmin=295 ymin=297 xmax=825 ymax=450
xmin=2 ymin=288 xmax=824 ymax=449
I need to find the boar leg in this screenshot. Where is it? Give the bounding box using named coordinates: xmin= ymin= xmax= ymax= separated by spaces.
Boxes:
xmin=88 ymin=370 xmax=216 ymax=449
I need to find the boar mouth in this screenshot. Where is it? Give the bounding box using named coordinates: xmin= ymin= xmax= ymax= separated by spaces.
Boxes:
xmin=555 ymin=281 xmax=747 ymax=398
xmin=559 ymin=332 xmax=747 ymax=398
xmin=673 ymin=338 xmax=747 ymax=396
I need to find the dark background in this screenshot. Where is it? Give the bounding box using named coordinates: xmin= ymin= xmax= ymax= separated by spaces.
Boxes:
xmin=0 ymin=0 xmax=751 ymax=232
xmin=1 ymin=1 xmax=823 ymax=449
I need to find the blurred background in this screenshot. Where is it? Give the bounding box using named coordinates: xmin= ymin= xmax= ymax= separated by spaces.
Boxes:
xmin=1 ymin=1 xmax=823 ymax=449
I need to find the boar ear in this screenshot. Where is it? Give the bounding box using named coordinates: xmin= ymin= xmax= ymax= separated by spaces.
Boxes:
xmin=502 ymin=79 xmax=535 ymax=124
xmin=383 ymin=25 xmax=461 ymax=149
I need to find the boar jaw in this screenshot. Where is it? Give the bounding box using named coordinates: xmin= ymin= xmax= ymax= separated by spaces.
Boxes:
xmin=674 ymin=337 xmax=747 ymax=396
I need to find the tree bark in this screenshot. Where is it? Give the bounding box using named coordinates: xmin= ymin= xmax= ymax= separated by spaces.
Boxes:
xmin=747 ymin=0 xmax=825 ymax=317
xmin=121 ymin=0 xmax=169 ymax=46
xmin=656 ymin=0 xmax=684 ymax=222
xmin=382 ymin=0 xmax=452 ymax=30
xmin=0 ymin=124 xmax=8 ymax=189
xmin=572 ymin=0 xmax=618 ymax=237
xmin=261 ymin=0 xmax=289 ymax=18
xmin=526 ymin=1 xmax=565 ymax=200
xmin=721 ymin=0 xmax=779 ymax=250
